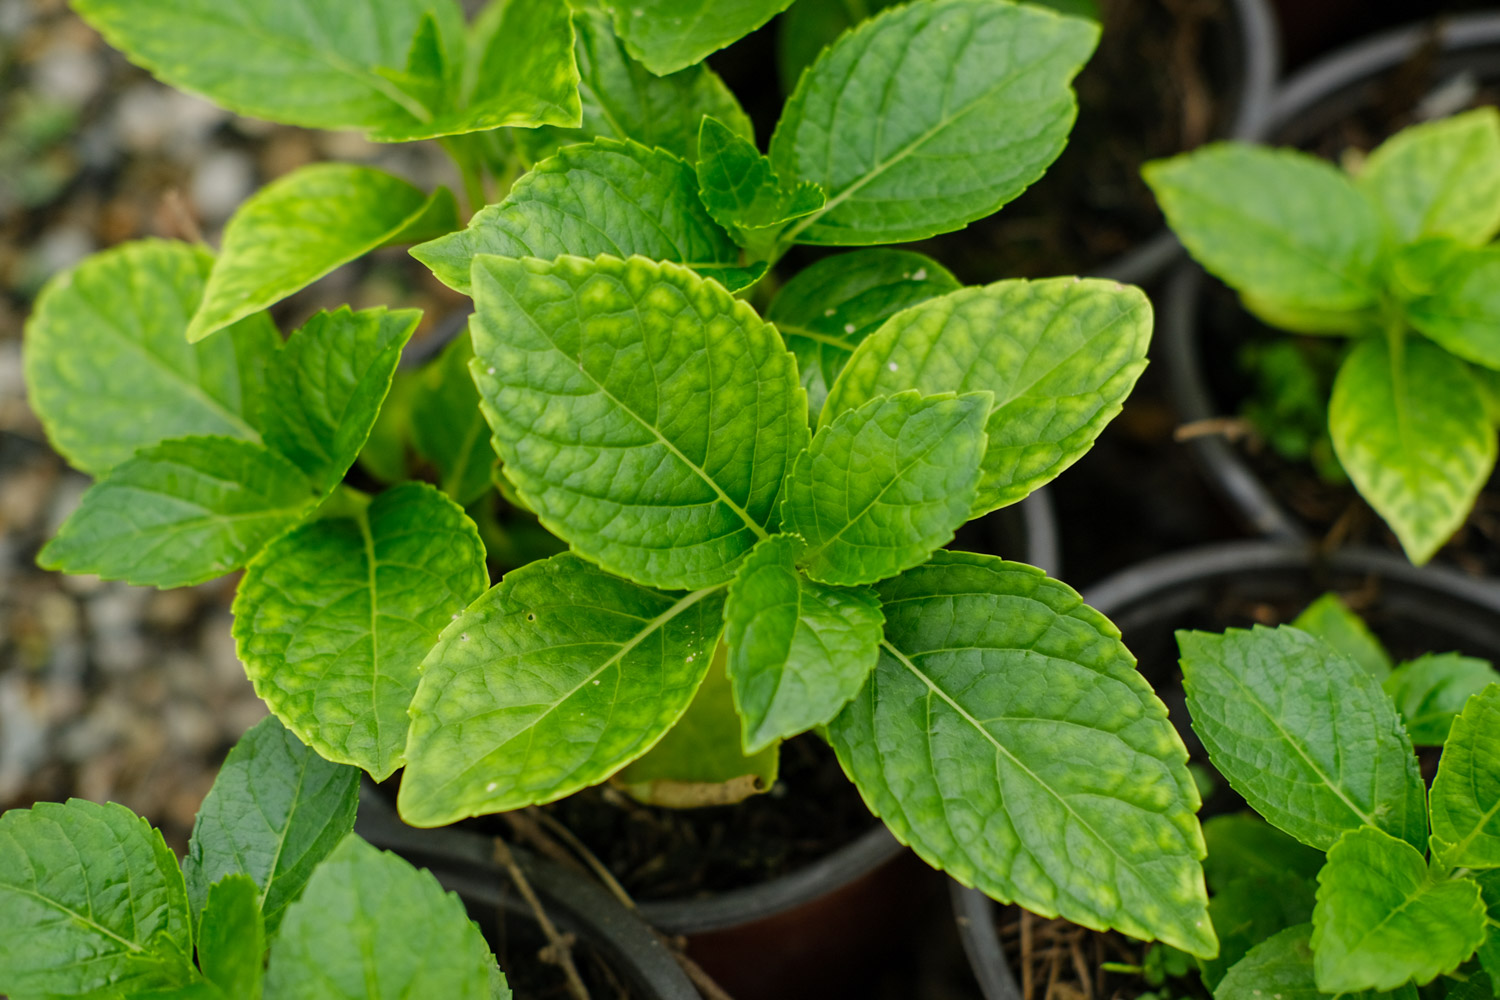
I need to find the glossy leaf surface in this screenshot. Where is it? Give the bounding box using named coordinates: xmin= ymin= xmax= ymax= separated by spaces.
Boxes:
xmin=1429 ymin=684 xmax=1500 ymax=868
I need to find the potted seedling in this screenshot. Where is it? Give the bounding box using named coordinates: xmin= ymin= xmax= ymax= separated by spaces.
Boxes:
xmin=21 ymin=0 xmax=1216 ymax=989
xmin=954 ymin=541 xmax=1500 ymax=997
xmin=1147 ymin=12 xmax=1500 ymax=566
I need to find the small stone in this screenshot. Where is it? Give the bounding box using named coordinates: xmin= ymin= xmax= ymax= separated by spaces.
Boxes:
xmin=145 ymin=588 xmax=200 ymax=632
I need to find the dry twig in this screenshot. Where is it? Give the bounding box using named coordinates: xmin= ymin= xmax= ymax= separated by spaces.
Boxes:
xmin=493 ymin=836 xmax=592 ymax=1000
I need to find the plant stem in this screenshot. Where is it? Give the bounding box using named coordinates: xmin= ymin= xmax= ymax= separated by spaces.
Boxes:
xmin=441 ymin=137 xmax=490 ymax=219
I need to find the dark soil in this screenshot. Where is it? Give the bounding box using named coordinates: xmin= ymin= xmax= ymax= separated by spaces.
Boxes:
xmin=470 ymin=897 xmax=640 ymax=1000
xmin=488 ymin=735 xmax=877 ymax=903
xmin=914 ymin=0 xmax=1240 ymax=284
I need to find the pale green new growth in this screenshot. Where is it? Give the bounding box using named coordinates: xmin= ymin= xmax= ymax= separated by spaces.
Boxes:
xmin=724 ymin=535 xmax=884 ymax=753
xmin=189 ymin=164 xmax=456 ymax=342
xmin=469 ymin=254 xmax=806 ymax=590
xmin=823 ymin=277 xmax=1151 ymax=514
xmin=1358 ymin=108 xmax=1500 ymax=247
xmin=1383 ymin=653 xmax=1500 ymax=746
xmin=771 ymin=0 xmax=1097 ymax=245
xmin=264 ymin=837 xmax=503 ymax=1000
xmin=1329 ymin=336 xmax=1495 ymax=565
xmin=235 ymin=483 xmax=488 ymax=780
xmin=1215 ymin=924 xmax=1417 ymax=1000
xmin=829 ymin=552 xmax=1215 ymax=958
xmin=1312 ymin=826 xmax=1486 ymax=991
xmin=24 ymin=239 xmax=278 ymax=476
xmin=519 ymin=7 xmax=752 ymax=165
xmin=781 ymin=390 xmax=991 ymax=585
xmin=399 ymin=553 xmax=725 ymax=826
xmin=609 ymin=0 xmax=796 ymax=75
xmin=0 ymin=800 xmax=195 ymax=997
xmin=413 ymin=140 xmax=759 ymax=295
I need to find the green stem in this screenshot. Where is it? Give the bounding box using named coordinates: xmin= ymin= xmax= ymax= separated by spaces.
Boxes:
xmin=441 ymin=137 xmax=489 ymax=219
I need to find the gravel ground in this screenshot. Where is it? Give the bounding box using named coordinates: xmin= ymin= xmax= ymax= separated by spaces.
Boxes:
xmin=0 ymin=0 xmax=464 ymax=852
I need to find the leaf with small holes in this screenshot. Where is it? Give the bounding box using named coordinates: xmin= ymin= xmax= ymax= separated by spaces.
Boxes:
xmin=23 ymin=239 xmax=279 ymax=476
xmin=827 ymin=552 xmax=1215 ymax=957
xmin=188 ymin=165 xmax=456 ymax=342
xmin=234 ymin=483 xmax=488 ymax=781
xmin=770 ymin=0 xmax=1097 ymax=246
xmin=264 ymin=837 xmax=503 ymax=1000
xmin=39 ymin=436 xmax=319 ymax=588
xmin=398 ymin=553 xmax=725 ymax=826
xmin=1429 ymin=684 xmax=1500 ymax=869
xmin=766 ymin=249 xmax=959 ymax=420
xmin=0 ymin=800 xmax=195 ymax=997
xmin=183 ymin=715 xmax=360 ymax=936
xmin=822 ymin=277 xmax=1150 ymax=515
xmin=781 ymin=390 xmax=990 ymax=586
xmin=1177 ymin=625 xmax=1426 ymax=851
xmin=723 ymin=534 xmax=884 ymax=753
xmin=1329 ymin=335 xmax=1496 ymax=565
xmin=468 ymin=254 xmax=806 ymax=590
xmin=412 ymin=140 xmax=760 ymax=295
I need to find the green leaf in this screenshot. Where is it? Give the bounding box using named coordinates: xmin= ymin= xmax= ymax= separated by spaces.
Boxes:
xmin=608 ymin=0 xmax=796 ymax=75
xmin=23 ymin=239 xmax=279 ymax=476
xmin=781 ymin=390 xmax=991 ymax=585
xmin=1313 ymin=825 xmax=1486 ymax=992
xmin=1215 ymin=924 xmax=1418 ymax=1000
xmin=398 ymin=553 xmax=726 ymax=826
xmin=1358 ymin=107 xmax=1500 ymax=246
xmin=187 ymin=164 xmax=457 ymax=342
xmin=821 ymin=277 xmax=1150 ymax=515
xmin=263 ymin=837 xmax=500 ymax=1000
xmin=828 ymin=552 xmax=1215 ymax=957
xmin=0 ymin=800 xmax=194 ymax=997
xmin=469 ymin=254 xmax=806 ymax=590
xmin=767 ymin=249 xmax=960 ymax=420
xmin=1201 ymin=871 xmax=1317 ymax=989
xmin=358 ymin=369 xmax=418 ymax=486
xmin=39 ymin=436 xmax=319 ymax=588
xmin=1291 ymin=592 xmax=1393 ymax=680
xmin=770 ymin=0 xmax=1097 ymax=246
xmin=183 ymin=716 xmax=360 ymax=937
xmin=1178 ymin=625 xmax=1426 ymax=852
xmin=1384 ymin=654 xmax=1500 ymax=746
xmin=695 ymin=115 xmax=824 ymax=237
xmin=723 ymin=534 xmax=884 ymax=753
xmin=615 ymin=641 xmax=781 ymax=807
xmin=1201 ymin=812 xmax=1326 ymax=894
xmin=369 ymin=0 xmax=580 ymax=142
xmin=235 ymin=483 xmax=488 ymax=781
xmin=412 ymin=140 xmax=759 ymax=295
xmin=1430 ymin=684 xmax=1500 ymax=869
xmin=1478 ymin=871 xmax=1500 ymax=991
xmin=519 ymin=7 xmax=751 ymax=164
xmin=410 ymin=335 xmax=494 ymax=506
xmin=197 ymin=875 xmax=265 ymax=1000
xmin=259 ymin=307 xmax=419 ymax=494
xmin=70 ymin=0 xmax=459 ymax=135
xmin=1145 ymin=144 xmax=1386 ymax=332
xmin=1329 ymin=335 xmax=1496 ymax=565
xmin=774 ymin=0 xmax=900 ymax=97
xmin=1406 ymin=246 xmax=1500 ymax=370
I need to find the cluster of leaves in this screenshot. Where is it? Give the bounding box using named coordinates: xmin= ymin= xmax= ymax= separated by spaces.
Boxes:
xmin=21 ymin=0 xmax=1225 ymax=967
xmin=1174 ymin=592 xmax=1500 ymax=996
xmin=0 ymin=717 xmax=509 ymax=1000
xmin=1146 ymin=107 xmax=1500 ymax=565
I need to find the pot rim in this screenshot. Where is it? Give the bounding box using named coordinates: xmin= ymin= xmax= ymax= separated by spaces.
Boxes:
xmin=355 ymin=787 xmax=702 ymax=1000
xmin=953 ymin=538 xmax=1500 ymax=1000
xmin=1161 ymin=10 xmax=1500 ymax=541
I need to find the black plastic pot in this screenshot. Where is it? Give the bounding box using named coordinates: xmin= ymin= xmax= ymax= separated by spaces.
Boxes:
xmin=954 ymin=539 xmax=1500 ymax=999
xmin=355 ymin=787 xmax=700 ymax=1000
xmin=1096 ymin=0 xmax=1281 ymax=287
xmin=1162 ymin=12 xmax=1500 ymax=544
